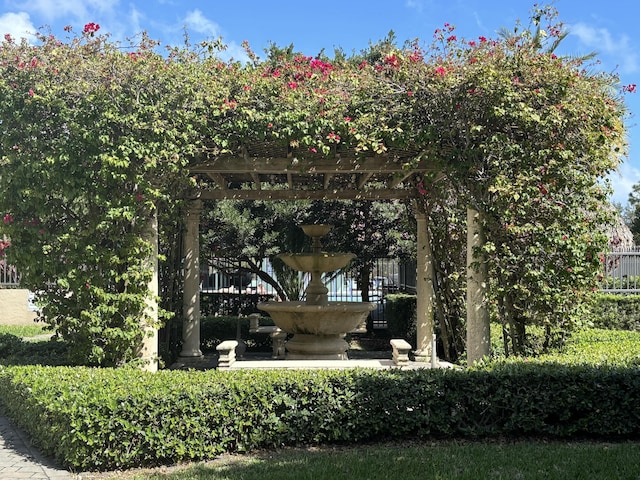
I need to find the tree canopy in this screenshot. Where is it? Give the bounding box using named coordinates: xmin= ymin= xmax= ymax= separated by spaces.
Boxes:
xmin=0 ymin=5 xmax=629 ymax=365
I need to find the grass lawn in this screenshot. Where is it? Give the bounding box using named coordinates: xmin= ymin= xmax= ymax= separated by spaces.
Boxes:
xmin=93 ymin=440 xmax=640 ymax=480
xmin=0 ymin=323 xmax=47 ymax=338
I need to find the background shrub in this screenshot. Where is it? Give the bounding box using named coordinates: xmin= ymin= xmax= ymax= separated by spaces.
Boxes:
xmin=384 ymin=294 xmax=417 ymax=344
xmin=587 ymin=294 xmax=640 ymax=331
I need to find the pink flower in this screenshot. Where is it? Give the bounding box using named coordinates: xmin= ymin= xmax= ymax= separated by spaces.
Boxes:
xmin=384 ymin=54 xmax=400 ymax=69
xmin=4 ymin=33 xmax=12 ymax=43
xmin=344 ymin=116 xmax=352 ymax=122
xmin=3 ymin=213 xmax=13 ymax=224
xmin=28 ymin=89 xmax=34 ymax=97
xmin=83 ymin=23 xmax=100 ymax=34
xmin=623 ymin=84 xmax=637 ymax=94
xmin=409 ymin=50 xmax=423 ymax=63
xmin=309 ymin=147 xmax=317 ymax=153
xmin=287 ymin=81 xmax=298 ymax=89
xmin=435 ymin=66 xmax=447 ymax=77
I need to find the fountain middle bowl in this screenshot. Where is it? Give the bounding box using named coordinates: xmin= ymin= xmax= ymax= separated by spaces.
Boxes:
xmin=277 ymin=252 xmax=356 ymax=272
xmin=257 ymin=301 xmax=376 ymax=335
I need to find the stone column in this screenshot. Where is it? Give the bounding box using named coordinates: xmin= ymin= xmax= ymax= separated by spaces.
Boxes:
xmin=413 ymin=202 xmax=435 ymax=362
xmin=466 ymin=207 xmax=490 ymax=364
xmin=180 ymin=199 xmax=203 ymax=358
xmin=140 ymin=208 xmax=159 ymax=372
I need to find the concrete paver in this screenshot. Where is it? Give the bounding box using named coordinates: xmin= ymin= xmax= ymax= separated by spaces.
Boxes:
xmin=0 ymin=413 xmax=76 ymax=480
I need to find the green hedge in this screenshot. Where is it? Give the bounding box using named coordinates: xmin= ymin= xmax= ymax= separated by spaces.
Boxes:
xmin=588 ymin=294 xmax=640 ymax=331
xmin=384 ymin=294 xmax=417 ymax=344
xmin=1 ymin=363 xmax=639 ymax=471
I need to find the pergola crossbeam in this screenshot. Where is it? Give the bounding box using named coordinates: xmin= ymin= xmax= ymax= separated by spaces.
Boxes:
xmin=198 ymin=189 xmax=417 ymax=201
xmin=207 ymin=172 xmax=228 ymax=190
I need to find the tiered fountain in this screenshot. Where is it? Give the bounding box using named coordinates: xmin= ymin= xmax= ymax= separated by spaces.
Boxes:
xmin=257 ymin=224 xmax=376 ymax=360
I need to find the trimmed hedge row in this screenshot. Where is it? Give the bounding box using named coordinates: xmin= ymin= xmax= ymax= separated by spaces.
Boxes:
xmin=0 ymin=363 xmax=639 ymax=471
xmin=588 ymin=294 xmax=640 ymax=331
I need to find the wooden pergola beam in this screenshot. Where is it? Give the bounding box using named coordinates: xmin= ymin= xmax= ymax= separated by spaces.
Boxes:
xmin=198 ymin=189 xmax=417 ymax=201
xmin=190 ymin=156 xmax=433 ymax=175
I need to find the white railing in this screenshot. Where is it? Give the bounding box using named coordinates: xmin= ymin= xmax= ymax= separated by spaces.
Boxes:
xmin=601 ymin=248 xmax=640 ymax=293
xmin=0 ymin=256 xmax=20 ymax=287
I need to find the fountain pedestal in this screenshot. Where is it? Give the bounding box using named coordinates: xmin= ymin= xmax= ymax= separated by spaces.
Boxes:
xmin=258 ymin=224 xmax=375 ymax=360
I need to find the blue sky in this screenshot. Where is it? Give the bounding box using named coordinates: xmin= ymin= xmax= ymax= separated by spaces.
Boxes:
xmin=1 ymin=0 xmax=639 ymax=205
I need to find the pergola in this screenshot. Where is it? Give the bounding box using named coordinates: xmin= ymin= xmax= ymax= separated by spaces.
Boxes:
xmin=140 ymin=143 xmax=490 ymax=370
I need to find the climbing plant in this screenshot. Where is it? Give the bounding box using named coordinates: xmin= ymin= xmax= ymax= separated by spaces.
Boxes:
xmin=0 ymin=5 xmax=630 ymax=365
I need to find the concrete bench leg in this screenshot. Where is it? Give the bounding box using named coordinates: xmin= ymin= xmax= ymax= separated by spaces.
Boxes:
xmin=216 ymin=340 xmax=238 ymax=369
xmin=271 ymin=330 xmax=287 ymax=359
xmin=390 ymin=339 xmax=412 ymax=366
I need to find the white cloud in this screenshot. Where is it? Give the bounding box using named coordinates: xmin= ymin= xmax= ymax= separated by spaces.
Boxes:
xmin=12 ymin=0 xmax=120 ymax=22
xmin=0 ymin=12 xmax=36 ymax=42
xmin=183 ymin=9 xmax=221 ymax=38
xmin=405 ymin=0 xmax=425 ymax=13
xmin=609 ymin=162 xmax=640 ymax=206
xmin=571 ymin=22 xmax=639 ymax=74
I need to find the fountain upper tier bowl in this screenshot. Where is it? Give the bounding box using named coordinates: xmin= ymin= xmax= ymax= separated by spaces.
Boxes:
xmin=277 ymin=252 xmax=355 ymax=273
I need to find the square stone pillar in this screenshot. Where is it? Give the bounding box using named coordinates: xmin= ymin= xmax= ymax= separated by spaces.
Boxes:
xmin=140 ymin=208 xmax=159 ymax=372
xmin=466 ymin=207 xmax=490 ymax=364
xmin=180 ymin=199 xmax=203 ymax=358
xmin=413 ymin=202 xmax=435 ymax=362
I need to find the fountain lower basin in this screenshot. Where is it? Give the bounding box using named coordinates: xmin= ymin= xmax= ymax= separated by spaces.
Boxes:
xmin=257 ymin=301 xmax=376 ymax=359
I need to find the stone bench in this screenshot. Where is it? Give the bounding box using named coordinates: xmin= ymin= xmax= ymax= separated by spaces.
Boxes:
xmin=390 ymin=339 xmax=412 ymax=366
xmin=249 ymin=313 xmax=286 ymax=359
xmin=216 ymin=340 xmax=238 ymax=369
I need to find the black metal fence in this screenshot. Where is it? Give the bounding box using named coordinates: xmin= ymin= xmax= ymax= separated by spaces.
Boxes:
xmin=200 ymin=257 xmax=408 ymax=329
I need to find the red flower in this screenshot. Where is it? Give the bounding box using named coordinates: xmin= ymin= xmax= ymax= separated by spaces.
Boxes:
xmin=623 ymin=84 xmax=637 ymax=94
xmin=83 ymin=22 xmax=100 ymax=34
xmin=384 ymin=54 xmax=400 ymax=69
xmin=434 ymin=66 xmax=447 ymax=77
xmin=409 ymin=50 xmax=423 ymax=63
xmin=4 ymin=33 xmax=12 ymax=43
